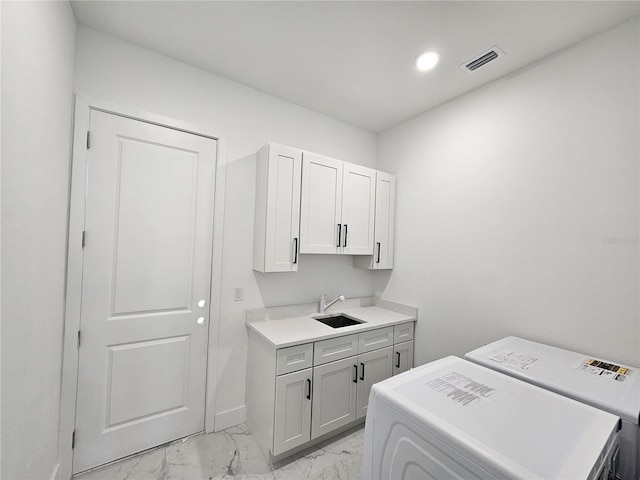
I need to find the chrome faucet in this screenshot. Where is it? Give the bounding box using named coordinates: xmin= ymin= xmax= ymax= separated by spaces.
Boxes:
xmin=320 ymin=293 xmax=345 ymax=313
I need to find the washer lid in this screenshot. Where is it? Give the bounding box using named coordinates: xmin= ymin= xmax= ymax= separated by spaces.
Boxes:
xmin=372 ymin=356 xmax=620 ymax=480
xmin=466 ymin=336 xmax=640 ymax=425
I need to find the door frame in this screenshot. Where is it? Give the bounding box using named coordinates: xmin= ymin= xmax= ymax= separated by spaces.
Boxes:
xmin=58 ymin=94 xmax=227 ymax=479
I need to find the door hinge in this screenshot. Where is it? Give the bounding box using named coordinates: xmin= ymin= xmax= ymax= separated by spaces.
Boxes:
xmin=81 ymin=231 xmax=86 ymax=248
xmin=72 ymin=430 xmax=76 ymax=449
xmin=77 ymin=330 xmax=81 ymax=349
xmin=86 ymin=131 xmax=91 ymax=149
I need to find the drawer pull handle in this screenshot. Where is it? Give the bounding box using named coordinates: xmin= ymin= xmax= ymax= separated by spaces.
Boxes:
xmin=306 ymin=378 xmax=312 ymax=400
xmin=396 ymin=352 xmax=401 ymax=368
xmin=376 ymin=242 xmax=381 ymax=263
xmin=337 ymin=224 xmax=342 ymax=247
xmin=353 ymin=364 xmax=358 ymax=383
xmin=343 ymin=224 xmax=348 ymax=247
xmin=293 ymin=237 xmax=298 ymax=264
xmin=360 ymin=362 xmax=365 ymax=381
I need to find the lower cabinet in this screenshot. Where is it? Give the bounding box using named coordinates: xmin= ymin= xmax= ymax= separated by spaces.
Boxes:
xmin=393 ymin=340 xmax=414 ymax=375
xmin=247 ymin=322 xmax=414 ymax=461
xmin=311 ymin=356 xmax=357 ymax=438
xmin=310 ymin=346 xmax=394 ymax=440
xmin=355 ymin=346 xmax=393 ymax=419
xmin=273 ymin=368 xmax=312 ymax=455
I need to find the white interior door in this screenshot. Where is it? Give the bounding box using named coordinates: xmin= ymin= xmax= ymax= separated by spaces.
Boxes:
xmin=73 ymin=110 xmax=217 ymax=473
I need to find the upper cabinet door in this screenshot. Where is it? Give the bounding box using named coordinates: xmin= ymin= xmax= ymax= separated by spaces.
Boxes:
xmin=372 ymin=171 xmax=396 ymax=269
xmin=299 ymin=152 xmax=343 ymax=254
xmin=300 ymin=153 xmax=375 ymax=255
xmin=253 ymin=143 xmax=302 ymax=272
xmin=352 ymin=171 xmax=396 ymax=270
xmin=341 ymin=164 xmax=376 ymax=255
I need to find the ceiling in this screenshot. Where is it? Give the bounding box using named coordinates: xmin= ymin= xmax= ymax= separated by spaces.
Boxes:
xmin=71 ymin=1 xmax=640 ymax=133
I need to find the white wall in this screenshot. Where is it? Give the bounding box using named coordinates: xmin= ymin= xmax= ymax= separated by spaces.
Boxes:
xmin=74 ymin=26 xmax=377 ymax=426
xmin=1 ymin=2 xmax=77 ymax=479
xmin=376 ymin=18 xmax=640 ymax=367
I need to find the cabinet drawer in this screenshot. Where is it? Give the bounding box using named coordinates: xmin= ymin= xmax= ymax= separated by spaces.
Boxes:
xmin=393 ymin=322 xmax=414 ymax=344
xmin=314 ymin=334 xmax=358 ymax=366
xmin=277 ymin=343 xmax=314 ymax=375
xmin=358 ymin=327 xmax=393 ymax=354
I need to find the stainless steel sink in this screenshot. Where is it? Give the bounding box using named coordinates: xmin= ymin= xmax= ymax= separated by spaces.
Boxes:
xmin=313 ymin=314 xmax=364 ymax=328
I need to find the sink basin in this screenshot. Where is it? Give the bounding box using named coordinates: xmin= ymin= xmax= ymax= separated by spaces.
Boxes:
xmin=313 ymin=314 xmax=364 ymax=328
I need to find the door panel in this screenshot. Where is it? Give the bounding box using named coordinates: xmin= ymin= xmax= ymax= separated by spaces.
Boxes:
xmin=112 ymin=138 xmax=197 ymax=313
xmin=106 ymin=336 xmax=189 ymax=427
xmin=73 ymin=110 xmax=217 ymax=473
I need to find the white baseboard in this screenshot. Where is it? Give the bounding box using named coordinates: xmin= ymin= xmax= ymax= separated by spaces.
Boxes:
xmin=214 ymin=405 xmax=246 ymax=432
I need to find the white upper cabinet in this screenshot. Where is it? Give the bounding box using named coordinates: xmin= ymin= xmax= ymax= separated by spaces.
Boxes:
xmin=253 ymin=143 xmax=302 ymax=272
xmin=353 ymin=171 xmax=396 ymax=270
xmin=254 ymin=142 xmax=395 ymax=269
xmin=300 ymin=152 xmax=375 ymax=255
xmin=341 ymin=163 xmax=376 ymax=255
xmin=299 ymin=152 xmax=343 ymax=254
xmin=372 ymin=171 xmax=396 ymax=269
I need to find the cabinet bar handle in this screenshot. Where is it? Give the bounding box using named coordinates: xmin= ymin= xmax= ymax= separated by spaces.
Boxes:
xmin=396 ymin=352 xmax=401 ymax=368
xmin=353 ymin=364 xmax=358 ymax=383
xmin=377 ymin=242 xmax=381 ymax=263
xmin=306 ymin=378 xmax=311 ymax=400
xmin=337 ymin=224 xmax=342 ymax=248
xmin=360 ymin=362 xmax=365 ymax=381
xmin=343 ymin=224 xmax=348 ymax=247
xmin=293 ymin=237 xmax=298 ymax=264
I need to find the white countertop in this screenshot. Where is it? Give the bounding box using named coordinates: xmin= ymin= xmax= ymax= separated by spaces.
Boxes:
xmin=246 ymin=300 xmax=417 ymax=348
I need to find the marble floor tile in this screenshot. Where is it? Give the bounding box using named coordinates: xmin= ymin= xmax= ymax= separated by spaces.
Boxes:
xmin=75 ymin=448 xmax=167 ymax=480
xmin=74 ymin=424 xmax=364 ymax=480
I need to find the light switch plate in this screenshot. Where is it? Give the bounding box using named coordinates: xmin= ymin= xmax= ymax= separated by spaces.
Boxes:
xmin=234 ymin=286 xmax=244 ymax=302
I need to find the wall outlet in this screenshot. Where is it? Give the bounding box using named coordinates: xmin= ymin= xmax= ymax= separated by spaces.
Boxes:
xmin=234 ymin=287 xmax=244 ymax=302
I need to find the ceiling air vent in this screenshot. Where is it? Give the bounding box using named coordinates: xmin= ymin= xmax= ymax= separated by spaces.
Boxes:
xmin=461 ymin=46 xmax=504 ymax=72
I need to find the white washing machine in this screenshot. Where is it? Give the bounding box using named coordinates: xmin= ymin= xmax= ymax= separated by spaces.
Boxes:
xmin=363 ymin=356 xmax=620 ymax=480
xmin=465 ymin=336 xmax=640 ymax=480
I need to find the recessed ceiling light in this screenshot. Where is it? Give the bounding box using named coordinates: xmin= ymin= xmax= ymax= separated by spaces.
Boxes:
xmin=415 ymin=51 xmax=440 ymax=72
